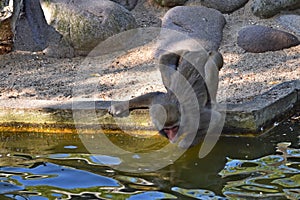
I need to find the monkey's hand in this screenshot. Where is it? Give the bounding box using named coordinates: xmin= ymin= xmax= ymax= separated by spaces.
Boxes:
xmin=108 ymin=102 xmax=130 ymax=117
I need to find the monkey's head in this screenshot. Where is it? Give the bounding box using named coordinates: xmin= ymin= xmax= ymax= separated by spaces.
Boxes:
xmin=150 ymin=103 xmax=182 ymax=143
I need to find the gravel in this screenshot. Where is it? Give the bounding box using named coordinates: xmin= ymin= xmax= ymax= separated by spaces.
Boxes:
xmin=0 ymin=0 xmax=299 ymax=104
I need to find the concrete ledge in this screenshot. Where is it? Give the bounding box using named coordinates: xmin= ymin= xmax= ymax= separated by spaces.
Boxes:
xmin=224 ymin=80 xmax=300 ymax=135
xmin=0 ymin=80 xmax=299 ymax=136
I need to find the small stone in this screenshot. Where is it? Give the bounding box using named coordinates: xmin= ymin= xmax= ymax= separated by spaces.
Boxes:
xmin=237 ymin=25 xmax=300 ymax=53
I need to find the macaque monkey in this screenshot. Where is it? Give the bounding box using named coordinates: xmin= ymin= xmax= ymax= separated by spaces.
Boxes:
xmin=109 ymin=49 xmax=223 ymax=148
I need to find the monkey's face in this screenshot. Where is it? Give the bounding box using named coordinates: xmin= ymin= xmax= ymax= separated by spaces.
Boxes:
xmin=150 ymin=104 xmax=181 ymax=143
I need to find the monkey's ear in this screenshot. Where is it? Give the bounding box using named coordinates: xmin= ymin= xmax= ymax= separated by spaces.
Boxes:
xmin=208 ymin=51 xmax=223 ymax=70
xmin=158 ymin=52 xmax=182 ymax=89
xmin=158 ymin=52 xmax=181 ymax=70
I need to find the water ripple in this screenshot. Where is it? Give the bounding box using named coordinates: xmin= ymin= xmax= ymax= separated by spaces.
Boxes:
xmin=220 ymin=143 xmax=300 ymax=199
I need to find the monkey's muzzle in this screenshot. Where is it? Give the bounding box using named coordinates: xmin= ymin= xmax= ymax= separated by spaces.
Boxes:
xmin=159 ymin=125 xmax=180 ymax=142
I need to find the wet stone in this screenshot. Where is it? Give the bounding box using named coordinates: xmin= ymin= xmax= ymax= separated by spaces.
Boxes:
xmin=237 ymin=25 xmax=300 ymax=53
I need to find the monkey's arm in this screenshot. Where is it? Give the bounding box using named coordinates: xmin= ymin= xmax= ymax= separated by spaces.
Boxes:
xmin=108 ymin=92 xmax=164 ymax=116
xmin=204 ymin=51 xmax=223 ymax=104
xmin=128 ymin=92 xmax=164 ymax=109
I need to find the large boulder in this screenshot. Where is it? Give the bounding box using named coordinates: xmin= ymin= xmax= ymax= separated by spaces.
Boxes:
xmin=41 ymin=0 xmax=137 ymax=56
xmin=156 ymin=6 xmax=226 ymax=56
xmin=252 ymin=0 xmax=300 ymax=18
xmin=194 ymin=0 xmax=249 ymax=13
xmin=237 ymin=25 xmax=300 ymax=53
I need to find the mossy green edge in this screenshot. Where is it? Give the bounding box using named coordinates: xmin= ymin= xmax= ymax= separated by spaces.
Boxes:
xmin=0 ymin=80 xmax=299 ymax=136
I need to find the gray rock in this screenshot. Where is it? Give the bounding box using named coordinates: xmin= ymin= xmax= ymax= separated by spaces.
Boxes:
xmin=14 ymin=0 xmax=62 ymax=52
xmin=277 ymin=14 xmax=300 ymax=35
xmin=110 ymin=0 xmax=138 ymax=10
xmin=197 ymin=0 xmax=249 ymax=13
xmin=43 ymin=38 xmax=75 ymax=58
xmin=252 ymin=0 xmax=300 ymax=18
xmin=41 ymin=0 xmax=137 ymax=56
xmin=156 ymin=6 xmax=226 ymax=56
xmin=237 ymin=25 xmax=300 ymax=53
xmin=155 ymin=0 xmax=187 ymax=7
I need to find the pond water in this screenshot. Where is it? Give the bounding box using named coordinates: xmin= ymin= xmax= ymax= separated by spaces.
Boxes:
xmin=0 ymin=113 xmax=299 ymax=199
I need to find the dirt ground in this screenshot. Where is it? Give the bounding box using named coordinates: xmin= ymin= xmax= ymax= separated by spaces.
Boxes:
xmin=0 ymin=0 xmax=299 ymax=104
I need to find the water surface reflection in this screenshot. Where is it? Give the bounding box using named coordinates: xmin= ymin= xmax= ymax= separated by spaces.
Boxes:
xmin=0 ymin=113 xmax=299 ymax=199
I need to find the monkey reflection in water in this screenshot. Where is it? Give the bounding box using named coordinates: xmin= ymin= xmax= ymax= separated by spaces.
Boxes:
xmin=109 ymin=50 xmax=223 ymax=148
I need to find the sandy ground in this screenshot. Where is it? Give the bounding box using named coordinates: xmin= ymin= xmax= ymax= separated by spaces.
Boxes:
xmin=0 ymin=0 xmax=299 ymax=104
